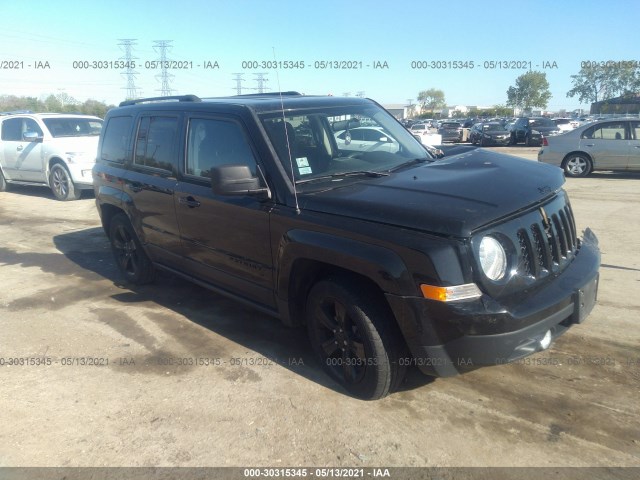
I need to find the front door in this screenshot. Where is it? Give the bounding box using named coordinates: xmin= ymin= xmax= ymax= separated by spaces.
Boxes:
xmin=629 ymin=121 xmax=640 ymax=171
xmin=1 ymin=117 xmax=44 ymax=181
xmin=580 ymin=121 xmax=630 ymax=170
xmin=174 ymin=115 xmax=275 ymax=308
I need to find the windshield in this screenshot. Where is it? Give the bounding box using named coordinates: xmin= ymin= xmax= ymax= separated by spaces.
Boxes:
xmin=260 ymin=103 xmax=430 ymax=184
xmin=43 ymin=117 xmax=103 ymax=137
xmin=483 ymin=123 xmax=504 ymax=131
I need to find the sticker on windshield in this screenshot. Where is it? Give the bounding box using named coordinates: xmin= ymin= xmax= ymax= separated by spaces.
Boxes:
xmin=296 ymin=157 xmax=312 ymax=175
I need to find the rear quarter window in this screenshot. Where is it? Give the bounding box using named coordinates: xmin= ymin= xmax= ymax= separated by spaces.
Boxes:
xmin=100 ymin=116 xmax=133 ymax=163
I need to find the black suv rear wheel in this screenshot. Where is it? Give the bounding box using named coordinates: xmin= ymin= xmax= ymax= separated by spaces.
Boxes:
xmin=108 ymin=213 xmax=156 ymax=284
xmin=306 ymin=278 xmax=405 ymax=400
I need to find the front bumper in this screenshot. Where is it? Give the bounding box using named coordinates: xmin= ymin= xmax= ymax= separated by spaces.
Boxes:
xmin=386 ymin=229 xmax=600 ymax=376
xmin=66 ymin=161 xmax=96 ymax=188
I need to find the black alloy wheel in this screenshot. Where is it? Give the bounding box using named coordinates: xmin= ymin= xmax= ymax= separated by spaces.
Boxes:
xmin=306 ymin=278 xmax=405 ymax=400
xmin=108 ymin=213 xmax=156 ymax=284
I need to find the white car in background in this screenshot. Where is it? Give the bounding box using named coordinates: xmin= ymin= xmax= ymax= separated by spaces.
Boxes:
xmin=409 ymin=123 xmax=442 ymax=146
xmin=334 ymin=126 xmax=400 ymax=153
xmin=553 ymin=118 xmax=580 ymax=133
xmin=0 ymin=112 xmax=103 ymax=200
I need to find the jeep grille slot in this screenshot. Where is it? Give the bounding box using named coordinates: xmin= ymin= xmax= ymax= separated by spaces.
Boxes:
xmin=517 ymin=230 xmax=534 ymax=276
xmin=512 ymin=199 xmax=578 ymax=280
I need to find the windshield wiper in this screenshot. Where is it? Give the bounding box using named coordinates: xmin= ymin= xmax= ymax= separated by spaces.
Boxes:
xmin=388 ymin=157 xmax=432 ymax=172
xmin=296 ymin=170 xmax=390 ymax=185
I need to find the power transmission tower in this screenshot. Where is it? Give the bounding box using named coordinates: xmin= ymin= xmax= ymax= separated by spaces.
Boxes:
xmin=232 ymin=73 xmax=245 ymax=95
xmin=153 ymin=40 xmax=174 ymax=97
xmin=253 ymin=73 xmax=269 ymax=93
xmin=118 ymin=39 xmax=140 ymax=100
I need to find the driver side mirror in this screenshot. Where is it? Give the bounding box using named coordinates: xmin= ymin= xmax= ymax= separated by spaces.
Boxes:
xmin=211 ymin=164 xmax=270 ymax=199
xmin=23 ymin=131 xmax=43 ymax=142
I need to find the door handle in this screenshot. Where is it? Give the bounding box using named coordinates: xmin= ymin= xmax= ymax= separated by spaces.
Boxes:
xmin=179 ymin=196 xmax=201 ymax=208
xmin=635 ymin=146 xmax=640 ymax=148
xmin=16 ymin=145 xmax=23 ymax=151
xmin=585 ymin=144 xmax=594 ymax=147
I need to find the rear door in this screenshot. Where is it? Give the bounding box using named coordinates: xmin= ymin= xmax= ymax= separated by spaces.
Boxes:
xmin=174 ymin=114 xmax=275 ymax=308
xmin=122 ymin=113 xmax=183 ymax=266
xmin=629 ymin=121 xmax=640 ymax=170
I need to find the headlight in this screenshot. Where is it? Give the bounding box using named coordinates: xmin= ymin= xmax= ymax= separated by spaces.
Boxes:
xmin=479 ymin=236 xmax=507 ymax=281
xmin=66 ymin=152 xmax=84 ymax=163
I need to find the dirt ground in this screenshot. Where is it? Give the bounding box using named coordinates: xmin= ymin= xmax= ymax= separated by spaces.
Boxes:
xmin=0 ymin=147 xmax=639 ymax=471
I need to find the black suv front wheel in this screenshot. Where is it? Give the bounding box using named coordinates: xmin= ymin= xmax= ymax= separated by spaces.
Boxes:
xmin=306 ymin=278 xmax=405 ymax=400
xmin=108 ymin=213 xmax=156 ymax=284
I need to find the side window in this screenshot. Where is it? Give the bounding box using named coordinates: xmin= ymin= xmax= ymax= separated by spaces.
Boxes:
xmin=1 ymin=118 xmax=23 ymax=141
xmin=363 ymin=129 xmax=385 ymax=141
xmin=349 ymin=129 xmax=365 ymax=141
xmin=581 ymin=126 xmax=595 ymax=139
xmin=100 ymin=116 xmax=132 ymax=163
xmin=23 ymin=119 xmax=43 ymax=138
xmin=588 ymin=122 xmax=626 ymax=140
xmin=630 ymin=122 xmax=640 ymax=140
xmin=186 ymin=118 xmax=257 ymax=179
xmin=134 ymin=116 xmax=178 ymax=172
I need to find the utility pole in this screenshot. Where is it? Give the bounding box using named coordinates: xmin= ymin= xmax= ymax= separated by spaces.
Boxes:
xmin=118 ymin=39 xmax=140 ymax=100
xmin=232 ymin=73 xmax=245 ymax=95
xmin=253 ymin=73 xmax=269 ymax=93
xmin=153 ymin=40 xmax=174 ymax=97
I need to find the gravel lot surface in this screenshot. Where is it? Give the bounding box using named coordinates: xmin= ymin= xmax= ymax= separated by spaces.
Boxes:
xmin=0 ymin=147 xmax=638 ymax=470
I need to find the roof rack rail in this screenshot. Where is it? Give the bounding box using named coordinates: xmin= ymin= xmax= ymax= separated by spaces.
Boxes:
xmin=119 ymin=95 xmax=201 ymax=107
xmin=232 ymin=91 xmax=302 ymax=97
xmin=0 ymin=110 xmax=34 ymax=116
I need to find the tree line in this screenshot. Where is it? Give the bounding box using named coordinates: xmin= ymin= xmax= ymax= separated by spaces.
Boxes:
xmin=0 ymin=93 xmax=114 ymax=118
xmin=415 ymin=60 xmax=640 ymax=115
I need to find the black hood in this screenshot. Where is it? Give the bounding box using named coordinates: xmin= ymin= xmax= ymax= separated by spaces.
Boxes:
xmin=298 ymin=149 xmax=565 ymax=237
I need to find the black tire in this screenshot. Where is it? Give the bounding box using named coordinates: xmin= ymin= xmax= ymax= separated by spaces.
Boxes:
xmin=306 ymin=277 xmax=406 ymax=400
xmin=479 ymin=136 xmax=486 ymax=147
xmin=470 ymin=135 xmax=476 ymax=145
xmin=509 ymin=133 xmax=517 ymax=145
xmin=108 ymin=213 xmax=156 ymax=284
xmin=0 ymin=169 xmax=6 ymax=191
xmin=49 ymin=163 xmax=81 ymax=200
xmin=562 ymin=154 xmax=592 ymax=177
xmin=525 ymin=134 xmax=532 ymax=147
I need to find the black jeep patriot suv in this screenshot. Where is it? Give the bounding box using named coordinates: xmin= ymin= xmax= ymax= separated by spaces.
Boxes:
xmin=93 ymin=93 xmax=600 ymax=400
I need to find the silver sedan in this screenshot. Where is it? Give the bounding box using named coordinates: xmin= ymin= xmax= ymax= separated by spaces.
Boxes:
xmin=538 ymin=118 xmax=640 ymax=177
